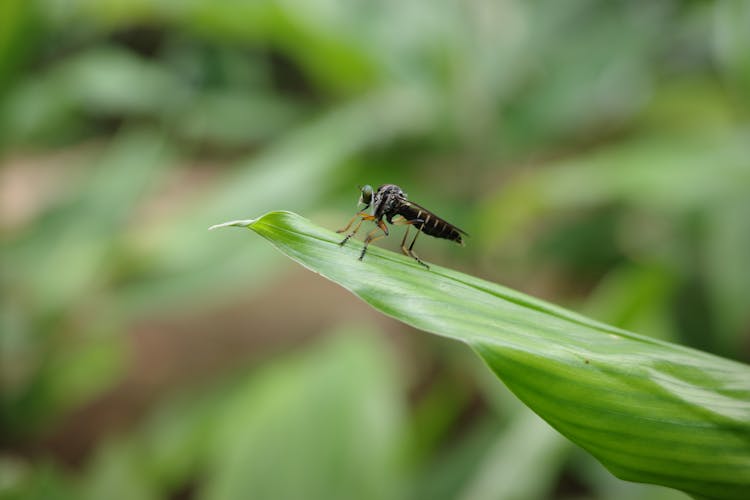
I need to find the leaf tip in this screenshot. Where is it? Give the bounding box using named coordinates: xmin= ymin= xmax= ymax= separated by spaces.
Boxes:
xmin=208 ymin=219 xmax=256 ymax=231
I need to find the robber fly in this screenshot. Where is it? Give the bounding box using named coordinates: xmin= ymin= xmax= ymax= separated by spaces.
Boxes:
xmin=337 ymin=184 xmax=467 ymax=269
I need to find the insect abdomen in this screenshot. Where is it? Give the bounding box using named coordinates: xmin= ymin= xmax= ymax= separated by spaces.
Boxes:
xmin=421 ymin=218 xmax=464 ymax=244
xmin=398 ymin=204 xmax=464 ymax=244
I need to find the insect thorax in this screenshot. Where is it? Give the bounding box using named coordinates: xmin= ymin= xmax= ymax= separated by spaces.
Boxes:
xmin=372 ymin=184 xmax=406 ymax=219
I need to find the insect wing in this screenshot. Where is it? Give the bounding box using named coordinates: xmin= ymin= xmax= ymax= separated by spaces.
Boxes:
xmin=401 ymin=200 xmax=468 ymax=236
xmin=398 ymin=199 xmax=468 ymax=245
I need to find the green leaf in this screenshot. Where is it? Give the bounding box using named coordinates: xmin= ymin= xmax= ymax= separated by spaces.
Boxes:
xmin=211 ymin=211 xmax=750 ymax=500
xmin=200 ymin=329 xmax=406 ymax=500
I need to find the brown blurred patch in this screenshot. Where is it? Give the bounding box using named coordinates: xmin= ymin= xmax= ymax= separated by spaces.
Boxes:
xmin=35 ymin=265 xmax=421 ymax=467
xmin=0 ymin=145 xmax=97 ymax=231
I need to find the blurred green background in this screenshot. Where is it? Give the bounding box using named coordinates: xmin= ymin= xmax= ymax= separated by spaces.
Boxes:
xmin=1 ymin=0 xmax=748 ymax=499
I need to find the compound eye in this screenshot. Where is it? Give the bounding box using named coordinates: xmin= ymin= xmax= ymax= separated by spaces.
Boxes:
xmin=359 ymin=184 xmax=373 ymax=205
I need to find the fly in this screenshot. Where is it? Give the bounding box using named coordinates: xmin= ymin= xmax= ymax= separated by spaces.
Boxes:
xmin=337 ymin=184 xmax=467 ymax=269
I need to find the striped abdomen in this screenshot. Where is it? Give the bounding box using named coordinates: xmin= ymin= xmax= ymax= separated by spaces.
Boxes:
xmin=397 ymin=202 xmax=467 ymax=245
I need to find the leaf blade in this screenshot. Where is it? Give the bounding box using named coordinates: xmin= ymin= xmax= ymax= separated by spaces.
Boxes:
xmin=219 ymin=210 xmax=750 ymax=499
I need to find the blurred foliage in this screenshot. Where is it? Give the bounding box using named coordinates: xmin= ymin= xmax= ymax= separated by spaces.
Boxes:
xmin=0 ymin=0 xmax=747 ymax=499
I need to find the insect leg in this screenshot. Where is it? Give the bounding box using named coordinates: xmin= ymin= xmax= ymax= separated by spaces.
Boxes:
xmin=392 ymin=216 xmax=424 ymax=226
xmin=338 ymin=212 xmax=375 ymax=246
xmin=407 ymin=229 xmax=429 ymax=269
xmin=391 ymin=217 xmax=424 ymax=258
xmin=359 ymin=224 xmax=388 ymax=261
xmin=339 ymin=218 xmax=365 ymax=246
xmin=336 ymin=213 xmax=360 ymax=234
xmin=400 ymin=226 xmax=411 ymax=256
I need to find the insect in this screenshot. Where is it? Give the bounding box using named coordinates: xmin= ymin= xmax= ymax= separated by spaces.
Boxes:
xmin=337 ymin=184 xmax=467 ymax=269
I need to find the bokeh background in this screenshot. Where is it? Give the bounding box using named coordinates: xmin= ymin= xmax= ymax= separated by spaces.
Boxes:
xmin=1 ymin=0 xmax=749 ymax=499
